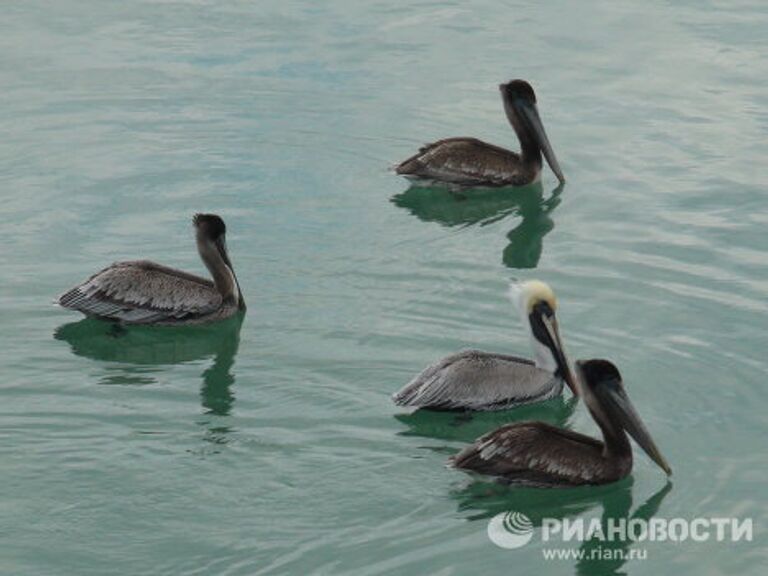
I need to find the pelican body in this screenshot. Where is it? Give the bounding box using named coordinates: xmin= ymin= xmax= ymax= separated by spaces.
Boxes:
xmin=392 ymin=281 xmax=577 ymax=411
xmin=395 ymin=80 xmax=564 ymax=188
xmin=451 ymin=359 xmax=672 ymax=487
xmin=58 ymin=214 xmax=245 ymax=326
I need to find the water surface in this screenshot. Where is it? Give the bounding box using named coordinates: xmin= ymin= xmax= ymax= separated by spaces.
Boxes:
xmin=1 ymin=1 xmax=767 ymax=574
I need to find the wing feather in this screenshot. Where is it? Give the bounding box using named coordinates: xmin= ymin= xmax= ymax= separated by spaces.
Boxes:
xmin=451 ymin=422 xmax=608 ymax=486
xmin=392 ymin=350 xmax=561 ymax=411
xmin=396 ymin=138 xmax=524 ymax=186
xmin=58 ymin=260 xmax=221 ymax=324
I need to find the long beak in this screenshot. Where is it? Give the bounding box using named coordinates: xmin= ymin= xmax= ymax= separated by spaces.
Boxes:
xmin=602 ymin=385 xmax=672 ymax=476
xmin=541 ymin=314 xmax=578 ymax=396
xmin=215 ymin=237 xmax=246 ymax=311
xmin=518 ymin=100 xmax=565 ymax=184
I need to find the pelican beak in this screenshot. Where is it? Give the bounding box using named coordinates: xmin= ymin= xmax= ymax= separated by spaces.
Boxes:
xmin=517 ymin=99 xmax=565 ymax=184
xmin=601 ymin=383 xmax=672 ymax=476
xmin=541 ymin=314 xmax=578 ymax=396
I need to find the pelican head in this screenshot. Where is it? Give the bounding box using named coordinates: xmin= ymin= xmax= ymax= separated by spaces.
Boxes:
xmin=194 ymin=213 xmax=245 ymax=310
xmin=510 ymin=280 xmax=577 ymax=395
xmin=194 ymin=212 xmax=226 ymax=238
xmin=576 ymin=359 xmax=672 ymax=476
xmin=499 ymin=79 xmax=565 ymax=184
xmin=194 ymin=213 xmax=230 ymax=265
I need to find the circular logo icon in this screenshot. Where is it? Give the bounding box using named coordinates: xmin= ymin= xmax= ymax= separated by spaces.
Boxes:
xmin=487 ymin=511 xmax=534 ymax=549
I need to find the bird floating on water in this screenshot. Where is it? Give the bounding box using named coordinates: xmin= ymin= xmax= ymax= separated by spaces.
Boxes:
xmin=451 ymin=359 xmax=672 ymax=487
xmin=395 ymin=80 xmax=565 ymax=188
xmin=392 ymin=280 xmax=577 ymax=411
xmin=58 ymin=214 xmax=245 ymax=326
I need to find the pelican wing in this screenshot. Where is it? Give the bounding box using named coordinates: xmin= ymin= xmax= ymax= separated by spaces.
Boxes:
xmin=450 ymin=422 xmax=606 ymax=486
xmin=392 ymin=350 xmax=560 ymax=411
xmin=58 ymin=260 xmax=222 ymax=324
xmin=395 ymin=138 xmax=521 ymax=186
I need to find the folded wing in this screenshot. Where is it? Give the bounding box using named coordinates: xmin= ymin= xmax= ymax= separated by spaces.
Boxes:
xmin=392 ymin=350 xmax=560 ymax=411
xmin=450 ymin=422 xmax=605 ymax=486
xmin=396 ymin=138 xmax=521 ymax=186
xmin=58 ymin=260 xmax=221 ymax=324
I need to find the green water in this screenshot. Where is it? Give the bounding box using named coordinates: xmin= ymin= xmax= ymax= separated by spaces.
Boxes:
xmin=1 ymin=1 xmax=766 ymax=574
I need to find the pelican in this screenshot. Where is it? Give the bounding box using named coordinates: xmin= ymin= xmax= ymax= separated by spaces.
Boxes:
xmin=391 ymin=280 xmax=577 ymax=411
xmin=395 ymin=80 xmax=565 ymax=188
xmin=451 ymin=359 xmax=672 ymax=487
xmin=57 ymin=214 xmax=245 ymax=326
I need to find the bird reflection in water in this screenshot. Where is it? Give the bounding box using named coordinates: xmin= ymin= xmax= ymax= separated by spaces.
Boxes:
xmin=391 ymin=182 xmax=563 ymax=269
xmin=453 ymin=478 xmax=672 ymax=575
xmin=54 ymin=313 xmax=244 ymax=418
xmin=574 ymin=482 xmax=673 ymax=576
xmin=394 ymin=395 xmax=578 ymax=445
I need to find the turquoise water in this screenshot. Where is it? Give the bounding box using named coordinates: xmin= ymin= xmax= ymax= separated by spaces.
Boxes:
xmin=2 ymin=1 xmax=767 ymax=574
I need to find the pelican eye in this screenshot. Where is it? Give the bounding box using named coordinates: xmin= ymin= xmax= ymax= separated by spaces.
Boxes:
xmin=533 ymin=300 xmax=555 ymax=318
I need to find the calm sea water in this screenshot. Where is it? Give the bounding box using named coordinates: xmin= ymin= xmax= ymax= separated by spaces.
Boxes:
xmin=1 ymin=1 xmax=767 ymax=574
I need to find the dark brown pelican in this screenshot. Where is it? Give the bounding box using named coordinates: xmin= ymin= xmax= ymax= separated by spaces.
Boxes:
xmin=395 ymin=80 xmax=565 ymax=188
xmin=392 ymin=280 xmax=577 ymax=411
xmin=451 ymin=359 xmax=672 ymax=487
xmin=57 ymin=214 xmax=245 ymax=326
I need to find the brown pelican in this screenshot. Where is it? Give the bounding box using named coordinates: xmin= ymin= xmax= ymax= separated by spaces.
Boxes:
xmin=451 ymin=359 xmax=672 ymax=487
xmin=392 ymin=280 xmax=577 ymax=411
xmin=395 ymin=80 xmax=565 ymax=188
xmin=57 ymin=214 xmax=245 ymax=326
